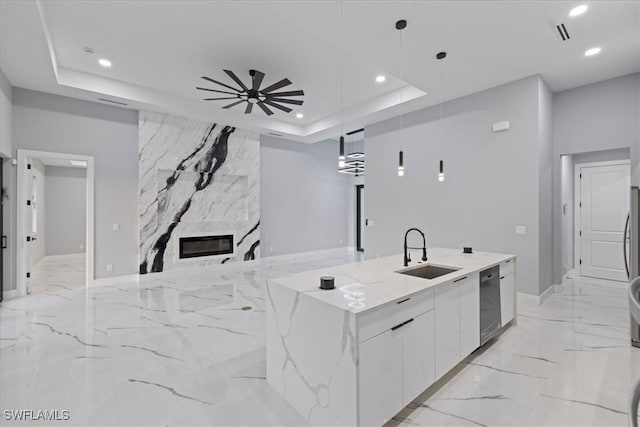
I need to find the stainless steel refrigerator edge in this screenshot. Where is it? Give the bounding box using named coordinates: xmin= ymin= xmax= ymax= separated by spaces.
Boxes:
xmin=626 ymin=186 xmax=640 ymax=347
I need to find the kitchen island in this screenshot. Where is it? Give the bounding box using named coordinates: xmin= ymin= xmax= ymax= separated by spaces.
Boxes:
xmin=266 ymin=248 xmax=516 ymax=427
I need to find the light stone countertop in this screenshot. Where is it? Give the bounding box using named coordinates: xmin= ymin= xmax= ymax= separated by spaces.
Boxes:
xmin=268 ymin=247 xmax=515 ymax=314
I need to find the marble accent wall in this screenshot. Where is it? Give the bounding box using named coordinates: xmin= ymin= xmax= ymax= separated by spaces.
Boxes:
xmin=139 ymin=111 xmax=260 ymax=274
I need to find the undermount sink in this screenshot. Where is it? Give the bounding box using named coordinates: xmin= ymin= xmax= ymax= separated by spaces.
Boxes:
xmin=396 ymin=264 xmax=460 ymax=280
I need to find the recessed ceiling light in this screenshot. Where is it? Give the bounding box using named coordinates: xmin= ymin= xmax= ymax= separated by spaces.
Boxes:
xmin=375 ymin=75 xmax=386 ymax=83
xmin=98 ymin=58 xmax=112 ymax=68
xmin=584 ymin=47 xmax=601 ymax=57
xmin=70 ymin=160 xmax=88 ymax=167
xmin=569 ymin=4 xmax=588 ymax=17
xmin=296 ymin=113 xmax=304 ymax=119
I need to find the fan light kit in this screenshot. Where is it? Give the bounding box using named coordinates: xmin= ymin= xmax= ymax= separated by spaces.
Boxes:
xmin=98 ymin=58 xmax=112 ymax=68
xmin=197 ymin=69 xmax=304 ymax=116
xmin=376 ymin=75 xmax=386 ymax=83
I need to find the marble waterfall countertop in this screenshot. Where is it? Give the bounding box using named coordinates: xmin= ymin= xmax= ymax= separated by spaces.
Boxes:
xmin=268 ymin=247 xmax=515 ymax=314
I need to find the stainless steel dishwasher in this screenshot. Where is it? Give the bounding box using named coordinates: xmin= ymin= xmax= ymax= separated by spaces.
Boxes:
xmin=479 ymin=265 xmax=501 ymax=345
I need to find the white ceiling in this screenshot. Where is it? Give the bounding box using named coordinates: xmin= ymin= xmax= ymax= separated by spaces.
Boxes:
xmin=1 ymin=1 xmax=638 ymax=143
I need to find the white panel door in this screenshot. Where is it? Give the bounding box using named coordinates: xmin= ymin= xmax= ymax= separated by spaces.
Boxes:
xmin=579 ymin=164 xmax=630 ymax=281
xmin=358 ymin=328 xmax=403 ymax=426
xmin=402 ymin=310 xmax=435 ymax=406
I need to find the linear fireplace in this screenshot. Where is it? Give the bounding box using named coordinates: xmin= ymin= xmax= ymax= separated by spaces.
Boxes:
xmin=177 ymin=234 xmax=235 ymax=260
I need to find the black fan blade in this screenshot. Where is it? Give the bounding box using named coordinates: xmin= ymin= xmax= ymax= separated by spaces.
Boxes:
xmin=245 ymin=103 xmax=254 ymax=114
xmin=196 ymin=87 xmax=240 ymax=96
xmin=264 ymin=100 xmax=292 ymax=113
xmin=261 ymin=78 xmax=292 ymax=93
xmin=267 ymin=90 xmax=304 ymax=97
xmin=203 ymin=97 xmax=241 ymax=101
xmin=268 ymin=97 xmax=304 ymax=105
xmin=252 ymin=70 xmax=265 ymax=91
xmin=257 ymin=101 xmax=274 ymax=116
xmin=201 ymin=76 xmax=242 ymax=92
xmin=222 ymin=100 xmax=245 ymax=109
xmin=224 ymin=69 xmax=249 ymax=92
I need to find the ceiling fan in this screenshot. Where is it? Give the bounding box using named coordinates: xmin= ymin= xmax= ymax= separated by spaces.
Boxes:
xmin=196 ymin=69 xmax=304 ymax=116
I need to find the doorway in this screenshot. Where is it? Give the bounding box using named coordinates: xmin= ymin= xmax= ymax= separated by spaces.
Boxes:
xmin=575 ymin=160 xmax=630 ymax=282
xmin=356 ymin=184 xmax=365 ymax=252
xmin=16 ymin=150 xmax=94 ymax=296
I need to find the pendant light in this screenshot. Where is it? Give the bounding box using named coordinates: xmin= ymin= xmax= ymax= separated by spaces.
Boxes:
xmin=396 ymin=19 xmax=407 ymax=177
xmin=437 ymin=51 xmax=447 ymax=182
xmin=337 ymin=1 xmax=345 ymax=169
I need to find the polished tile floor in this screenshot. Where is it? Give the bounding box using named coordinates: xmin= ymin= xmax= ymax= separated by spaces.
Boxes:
xmin=28 ymin=253 xmax=86 ymax=295
xmin=1 ymin=254 xmax=638 ymax=426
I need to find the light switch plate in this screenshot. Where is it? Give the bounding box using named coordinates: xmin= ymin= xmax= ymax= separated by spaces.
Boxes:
xmin=112 ymin=224 xmax=120 ymax=231
xmin=106 ymin=264 xmax=113 ymax=272
xmin=515 ymin=226 xmax=527 ymax=235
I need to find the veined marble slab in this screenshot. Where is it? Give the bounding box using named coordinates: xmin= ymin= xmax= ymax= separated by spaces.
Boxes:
xmin=269 ymin=247 xmax=515 ymax=314
xmin=138 ymin=111 xmax=260 ymax=274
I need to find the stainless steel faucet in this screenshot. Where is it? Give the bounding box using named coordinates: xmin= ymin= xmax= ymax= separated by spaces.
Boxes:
xmin=404 ymin=228 xmax=428 ymax=267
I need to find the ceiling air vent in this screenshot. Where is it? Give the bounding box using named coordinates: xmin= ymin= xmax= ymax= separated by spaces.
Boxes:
xmin=556 ymin=23 xmax=570 ymax=41
xmin=268 ymin=132 xmax=284 ymax=137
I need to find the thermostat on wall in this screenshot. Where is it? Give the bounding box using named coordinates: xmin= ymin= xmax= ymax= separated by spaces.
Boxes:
xmin=492 ymin=121 xmax=510 ymax=132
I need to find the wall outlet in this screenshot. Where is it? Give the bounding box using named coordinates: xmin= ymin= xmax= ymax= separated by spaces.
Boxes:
xmin=106 ymin=264 xmax=113 ymax=272
xmin=269 ymin=246 xmax=274 ymax=253
xmin=339 ymin=239 xmax=343 ymax=244
xmin=79 ymin=244 xmax=84 ymax=250
xmin=112 ymin=224 xmax=120 ymax=232
xmin=515 ymin=226 xmax=527 ymax=235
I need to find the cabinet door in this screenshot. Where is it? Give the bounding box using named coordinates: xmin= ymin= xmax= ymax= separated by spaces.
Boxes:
xmin=500 ymin=273 xmax=515 ymax=325
xmin=359 ymin=328 xmax=403 ymax=426
xmin=458 ymin=273 xmax=480 ymax=357
xmin=435 ymin=281 xmax=461 ymax=380
xmin=402 ymin=310 xmax=435 ymax=406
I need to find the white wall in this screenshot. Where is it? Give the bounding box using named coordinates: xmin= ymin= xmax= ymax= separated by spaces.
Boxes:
xmin=560 ymin=155 xmax=575 ymax=274
xmin=10 ymin=89 xmax=138 ymax=285
xmin=0 ymin=69 xmax=12 ymax=158
xmin=0 ymin=68 xmax=13 ymax=294
xmin=364 ymin=75 xmax=544 ymax=296
xmin=552 ymin=72 xmax=640 ymax=285
xmin=538 ymin=79 xmax=554 ymax=294
xmin=260 ymin=135 xmax=351 ymax=256
xmin=45 ymin=166 xmax=86 ymax=256
xmin=30 ymin=158 xmax=45 ymax=266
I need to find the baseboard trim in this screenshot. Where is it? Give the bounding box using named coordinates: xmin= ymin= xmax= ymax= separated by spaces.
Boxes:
xmin=517 ymin=284 xmax=559 ymax=307
xmin=1 ymin=289 xmax=24 ymax=300
xmin=261 ymin=246 xmax=354 ymax=264
xmin=538 ymin=284 xmax=557 ymax=305
xmin=89 ymin=259 xmax=263 ymax=287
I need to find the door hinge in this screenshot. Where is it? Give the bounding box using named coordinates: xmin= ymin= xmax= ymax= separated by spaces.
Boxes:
xmin=579 ymin=202 xmax=582 ymax=208
xmin=26 ymin=272 xmax=30 ymax=278
xmin=26 ymin=200 xmax=31 ymax=206
xmin=579 ymin=259 xmax=582 ymax=265
xmin=27 ymin=164 xmax=31 ymax=170
xmin=579 ymin=230 xmax=582 ymax=236
xmin=579 ymin=173 xmax=582 ymax=179
xmin=26 ymin=236 xmax=31 ymax=242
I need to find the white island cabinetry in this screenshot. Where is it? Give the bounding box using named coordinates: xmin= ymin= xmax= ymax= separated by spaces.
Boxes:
xmin=266 ymin=248 xmax=516 ymax=427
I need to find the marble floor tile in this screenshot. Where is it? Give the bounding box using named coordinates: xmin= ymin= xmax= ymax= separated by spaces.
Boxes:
xmin=1 ymin=253 xmax=638 ymax=427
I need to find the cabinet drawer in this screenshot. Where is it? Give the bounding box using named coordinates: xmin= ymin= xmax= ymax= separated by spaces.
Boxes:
xmin=358 ymin=289 xmax=434 ymax=343
xmin=500 ymin=259 xmax=515 ymax=276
